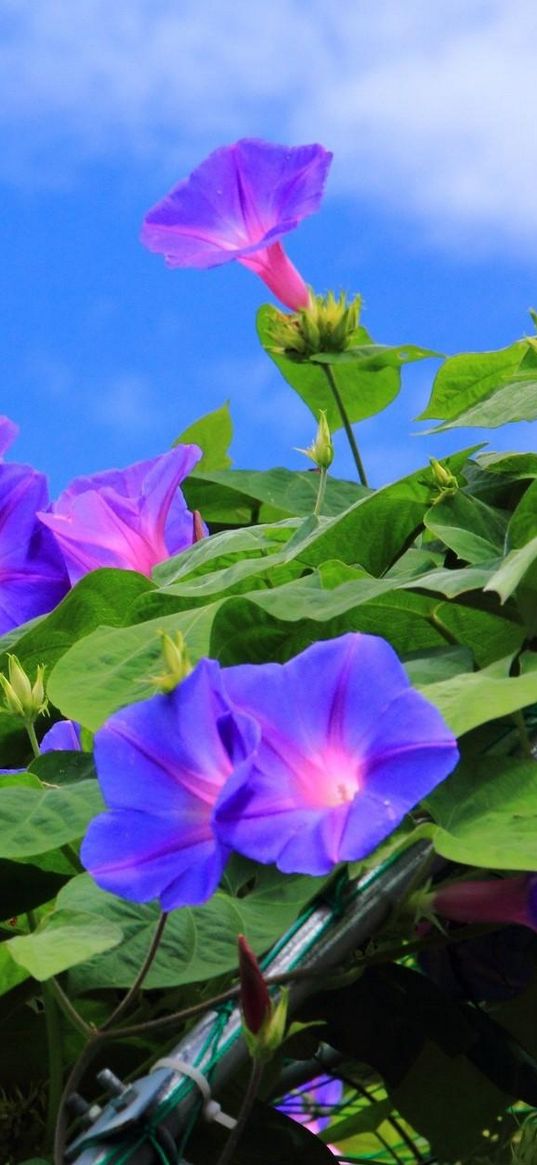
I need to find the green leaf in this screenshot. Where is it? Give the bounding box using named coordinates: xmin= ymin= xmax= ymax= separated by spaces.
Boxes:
xmin=478 ymin=450 xmax=537 ymax=482
xmin=6 ymin=909 xmax=123 ymax=980
xmin=318 ymin=1098 xmax=393 ymax=1144
xmin=59 ymin=868 xmax=326 ymax=991
xmin=428 ymin=755 xmax=537 ymax=869
xmin=47 ymin=604 xmax=220 ymax=730
xmin=417 ymin=341 xmax=530 ymax=424
xmin=419 ymin=653 xmax=537 ymax=736
xmin=390 ymin=1040 xmax=511 ymax=1160
xmin=311 ymin=342 xmax=438 ymax=369
xmin=0 ymin=568 xmax=154 ymax=678
xmin=0 ymin=941 xmax=29 ymax=997
xmin=507 ymin=478 xmax=537 ymax=547
xmin=426 ymin=370 xmax=537 ymax=432
xmin=0 ymin=781 xmax=103 ymax=858
xmin=0 ymin=857 xmax=70 ymax=918
xmin=424 ymin=492 xmax=508 ymax=564
xmin=174 ymin=402 xmax=233 ymax=471
xmin=29 ymin=751 xmax=96 ymax=787
xmin=183 ymin=467 xmax=367 ymax=525
xmin=484 ymin=535 xmax=537 ymax=603
xmin=257 ymin=306 xmax=401 ymax=427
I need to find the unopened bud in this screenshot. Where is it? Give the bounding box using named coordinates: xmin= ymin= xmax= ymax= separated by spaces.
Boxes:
xmin=513 ymin=1114 xmax=537 ymax=1163
xmin=264 ymin=291 xmax=362 ymax=359
xmin=192 ymin=510 xmax=206 ymax=543
xmin=238 ymin=934 xmax=289 ymax=1062
xmin=296 ymin=410 xmax=334 ymax=471
xmin=429 ymin=457 xmax=458 ymax=505
xmin=0 ymin=656 xmax=47 ymax=722
xmin=149 ymin=631 xmax=192 ymax=694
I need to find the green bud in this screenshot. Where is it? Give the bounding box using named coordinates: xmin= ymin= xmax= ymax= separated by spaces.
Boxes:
xmin=264 ymin=291 xmax=362 ymax=359
xmin=513 ymin=1114 xmax=537 ymax=1164
xmin=242 ymin=988 xmax=290 ymax=1064
xmin=149 ymin=631 xmax=192 ymax=693
xmin=429 ymin=457 xmax=458 ymax=505
xmin=296 ymin=410 xmax=334 ymax=470
xmin=0 ymin=656 xmax=47 ymax=722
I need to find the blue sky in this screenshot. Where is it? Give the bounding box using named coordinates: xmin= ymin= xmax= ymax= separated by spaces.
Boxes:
xmin=2 ymin=0 xmax=537 ymax=495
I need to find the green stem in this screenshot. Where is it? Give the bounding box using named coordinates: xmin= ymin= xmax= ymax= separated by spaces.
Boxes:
xmin=214 ymin=1057 xmax=263 ymax=1165
xmin=101 ymin=911 xmax=168 ymax=1031
xmin=314 ymin=467 xmax=328 ymax=516
xmin=54 ymin=1035 xmax=104 ymax=1165
xmin=49 ymin=977 xmax=93 ymax=1038
xmin=26 ymin=718 xmax=41 ymax=759
xmin=42 ymin=979 xmax=65 ymax=1148
xmin=321 ymin=363 xmax=368 ymax=486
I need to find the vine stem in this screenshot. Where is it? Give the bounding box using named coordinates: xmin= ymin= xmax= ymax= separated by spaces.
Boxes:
xmin=43 ymin=980 xmax=65 ymax=1149
xmin=314 ymin=467 xmax=328 ymax=516
xmin=321 ymin=363 xmax=368 ymax=486
xmin=26 ymin=719 xmax=41 ymax=759
xmin=101 ymin=911 xmax=169 ymax=1031
xmin=214 ymin=1057 xmax=263 ymax=1165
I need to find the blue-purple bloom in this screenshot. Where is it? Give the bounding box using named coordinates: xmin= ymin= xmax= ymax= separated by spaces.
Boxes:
xmin=0 ymin=460 xmax=69 ymax=634
xmin=215 ymin=634 xmax=459 ymax=875
xmin=82 ymin=633 xmax=458 ymax=910
xmin=141 ymin=138 xmax=332 ymax=311
xmin=37 ymin=445 xmax=203 ymax=584
xmin=41 ymin=719 xmax=82 ymax=752
xmin=277 ymin=1074 xmax=343 ymax=1141
xmin=81 ymin=661 xmax=259 ymax=909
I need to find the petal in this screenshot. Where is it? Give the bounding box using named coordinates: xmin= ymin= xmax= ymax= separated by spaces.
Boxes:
xmin=39 ymin=446 xmax=201 ymax=581
xmin=141 ymin=138 xmax=332 ymax=268
xmin=81 ymin=809 xmax=228 ymax=907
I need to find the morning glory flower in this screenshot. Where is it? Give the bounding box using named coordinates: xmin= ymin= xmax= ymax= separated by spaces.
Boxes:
xmin=37 ymin=445 xmax=203 ymax=584
xmin=430 ymin=875 xmax=537 ymax=932
xmin=215 ymin=634 xmax=459 ymax=875
xmin=41 ymin=719 xmax=82 ymax=751
xmin=0 ymin=461 xmax=69 ymax=633
xmin=278 ymin=1074 xmax=343 ymax=1141
xmin=141 ymin=138 xmax=332 ymax=310
xmin=80 ymin=660 xmax=259 ymax=910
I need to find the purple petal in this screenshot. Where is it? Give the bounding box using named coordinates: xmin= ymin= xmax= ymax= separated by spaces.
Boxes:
xmin=81 ymin=660 xmax=259 ymax=910
xmin=215 ymin=633 xmax=459 ymax=873
xmin=41 ymin=720 xmax=82 ymax=751
xmin=0 ymin=462 xmax=69 ymax=632
xmin=38 ymin=445 xmax=201 ymax=582
xmin=141 ymin=138 xmax=332 ymax=269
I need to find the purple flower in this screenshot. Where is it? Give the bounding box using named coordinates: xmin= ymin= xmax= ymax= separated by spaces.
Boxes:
xmin=215 ymin=634 xmax=459 ymax=875
xmin=37 ymin=445 xmax=203 ymax=584
xmin=41 ymin=719 xmax=82 ymax=752
xmin=431 ymin=875 xmax=537 ymax=932
xmin=80 ymin=661 xmax=259 ymax=910
xmin=141 ymin=138 xmax=332 ymax=311
xmin=278 ymin=1074 xmax=343 ymax=1142
xmin=0 ymin=461 xmax=69 ymax=634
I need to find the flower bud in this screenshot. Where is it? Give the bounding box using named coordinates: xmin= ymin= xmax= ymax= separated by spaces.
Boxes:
xmin=264 ymin=291 xmax=362 ymax=359
xmin=150 ymin=631 xmax=192 ymax=693
xmin=238 ymin=934 xmax=289 ymax=1062
xmin=0 ymin=656 xmax=47 ymax=722
xmin=428 ymin=875 xmax=537 ymax=932
xmin=192 ymin=510 xmax=206 ymax=543
xmin=513 ymin=1114 xmax=537 ymax=1164
xmin=296 ymin=410 xmax=334 ymax=471
xmin=429 ymin=457 xmax=458 ymax=505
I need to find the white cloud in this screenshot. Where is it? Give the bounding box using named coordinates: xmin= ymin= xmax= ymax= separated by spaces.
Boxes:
xmin=2 ymin=0 xmax=537 ymax=247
